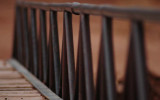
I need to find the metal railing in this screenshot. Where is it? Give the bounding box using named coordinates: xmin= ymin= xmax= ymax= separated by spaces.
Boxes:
xmin=12 ymin=1 xmax=160 ymax=100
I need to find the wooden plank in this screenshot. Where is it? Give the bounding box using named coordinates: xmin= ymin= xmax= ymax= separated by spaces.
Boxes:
xmin=0 ymin=67 xmax=14 ymax=71
xmin=0 ymin=71 xmax=22 ymax=79
xmin=0 ymin=61 xmax=12 ymax=68
xmin=0 ymin=60 xmax=46 ymax=99
xmin=0 ymin=90 xmax=39 ymax=94
xmin=0 ymin=90 xmax=41 ymax=97
xmin=0 ymin=93 xmax=41 ymax=97
xmin=0 ymin=88 xmax=34 ymax=91
xmin=0 ymin=96 xmax=45 ymax=100
xmin=0 ymin=79 xmax=29 ymax=85
xmin=8 ymin=58 xmax=62 ymax=100
xmin=0 ymin=84 xmax=32 ymax=88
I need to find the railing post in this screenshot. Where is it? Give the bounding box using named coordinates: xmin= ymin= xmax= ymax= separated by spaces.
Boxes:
xmin=124 ymin=20 xmax=149 ymax=100
xmin=75 ymin=19 xmax=86 ymax=100
xmin=61 ymin=11 xmax=75 ymax=100
xmin=29 ymin=8 xmax=39 ymax=77
xmin=132 ymin=20 xmax=149 ymax=100
xmin=124 ymin=36 xmax=137 ymax=100
xmin=15 ymin=6 xmax=23 ymax=63
xmin=95 ymin=16 xmax=116 ymax=100
xmin=21 ymin=7 xmax=29 ymax=69
xmin=39 ymin=9 xmax=49 ymax=85
xmin=80 ymin=14 xmax=94 ymax=100
xmin=49 ymin=10 xmax=61 ymax=95
xmin=13 ymin=9 xmax=18 ymax=59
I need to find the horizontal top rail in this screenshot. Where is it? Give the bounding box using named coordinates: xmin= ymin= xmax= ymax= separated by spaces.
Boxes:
xmin=17 ymin=1 xmax=160 ymax=21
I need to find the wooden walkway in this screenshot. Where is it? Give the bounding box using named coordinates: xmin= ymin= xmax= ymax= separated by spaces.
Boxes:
xmin=0 ymin=59 xmax=159 ymax=100
xmin=0 ymin=60 xmax=46 ymax=100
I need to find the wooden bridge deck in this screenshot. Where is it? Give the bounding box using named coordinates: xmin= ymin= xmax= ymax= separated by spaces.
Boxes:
xmin=0 ymin=60 xmax=46 ymax=100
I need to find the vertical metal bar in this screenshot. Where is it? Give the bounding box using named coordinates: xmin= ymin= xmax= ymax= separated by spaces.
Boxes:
xmin=64 ymin=11 xmax=75 ymax=100
xmin=95 ymin=16 xmax=116 ymax=100
xmin=132 ymin=20 xmax=149 ymax=100
xmin=95 ymin=38 xmax=104 ymax=100
xmin=20 ymin=7 xmax=25 ymax=66
xmin=80 ymin=14 xmax=94 ymax=100
xmin=48 ymin=18 xmax=55 ymax=92
xmin=13 ymin=15 xmax=18 ymax=59
xmin=21 ymin=7 xmax=29 ymax=69
xmin=77 ymin=22 xmax=86 ymax=100
xmin=61 ymin=11 xmax=75 ymax=100
xmin=39 ymin=9 xmax=49 ymax=85
xmin=102 ymin=16 xmax=116 ymax=100
xmin=74 ymin=47 xmax=79 ymax=100
xmin=61 ymin=14 xmax=69 ymax=99
xmin=30 ymin=8 xmax=39 ymax=77
xmin=49 ymin=10 xmax=61 ymax=95
xmin=99 ymin=42 xmax=106 ymax=100
xmin=124 ymin=37 xmax=137 ymax=100
xmin=16 ymin=6 xmax=23 ymax=63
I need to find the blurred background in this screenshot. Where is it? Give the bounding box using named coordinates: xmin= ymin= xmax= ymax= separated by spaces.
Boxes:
xmin=1 ymin=0 xmax=160 ymax=59
xmin=0 ymin=0 xmax=160 ymax=92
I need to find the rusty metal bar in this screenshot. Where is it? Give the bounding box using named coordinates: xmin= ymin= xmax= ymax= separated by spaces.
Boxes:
xmin=61 ymin=11 xmax=75 ymax=100
xmin=13 ymin=10 xmax=18 ymax=59
xmin=124 ymin=37 xmax=137 ymax=100
xmin=97 ymin=16 xmax=116 ymax=100
xmin=80 ymin=14 xmax=94 ymax=100
xmin=21 ymin=7 xmax=30 ymax=69
xmin=95 ymin=17 xmax=116 ymax=100
xmin=12 ymin=27 xmax=18 ymax=59
xmin=48 ymin=10 xmax=61 ymax=95
xmin=29 ymin=8 xmax=39 ymax=76
xmin=102 ymin=16 xmax=116 ymax=100
xmin=64 ymin=11 xmax=75 ymax=100
xmin=124 ymin=21 xmax=149 ymax=100
xmin=95 ymin=38 xmax=103 ymax=100
xmin=15 ymin=6 xmax=23 ymax=63
xmin=96 ymin=38 xmax=109 ymax=100
xmin=39 ymin=9 xmax=49 ymax=85
xmin=76 ymin=21 xmax=86 ymax=100
xmin=131 ymin=20 xmax=149 ymax=100
xmin=61 ymin=13 xmax=69 ymax=99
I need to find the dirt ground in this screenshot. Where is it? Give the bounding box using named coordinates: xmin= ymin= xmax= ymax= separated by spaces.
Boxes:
xmin=0 ymin=0 xmax=160 ymax=92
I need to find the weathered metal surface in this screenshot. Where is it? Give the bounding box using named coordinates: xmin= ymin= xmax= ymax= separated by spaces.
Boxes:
xmin=17 ymin=1 xmax=160 ymax=21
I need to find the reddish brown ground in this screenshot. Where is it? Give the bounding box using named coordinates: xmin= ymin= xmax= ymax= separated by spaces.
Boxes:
xmin=0 ymin=0 xmax=160 ymax=96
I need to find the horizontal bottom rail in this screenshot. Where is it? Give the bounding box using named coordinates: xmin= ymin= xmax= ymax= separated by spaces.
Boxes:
xmin=8 ymin=58 xmax=62 ymax=100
